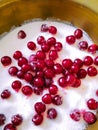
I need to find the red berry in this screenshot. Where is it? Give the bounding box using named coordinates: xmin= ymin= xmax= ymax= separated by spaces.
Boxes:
xmin=45 ymin=59 xmax=54 ymax=68
xmin=36 ymin=60 xmax=45 ymax=70
xmin=47 ymin=37 xmax=56 ymax=46
xmin=27 ymin=41 xmax=36 ymax=50
xmin=52 ymin=95 xmax=62 ymax=105
xmin=70 ymin=109 xmax=81 ymax=121
xmin=37 ymin=36 xmax=46 ymax=45
xmin=12 ymin=80 xmax=22 ymax=92
xmin=54 ymin=42 xmax=63 ymax=51
xmin=83 ymin=111 xmax=97 ymax=124
xmin=77 ymin=69 xmax=87 ymax=79
xmin=18 ymin=57 xmax=28 ymax=67
xmin=1 ymin=56 xmax=12 ymax=66
xmin=49 ymin=84 xmax=58 ymax=95
xmin=4 ymin=123 xmax=16 ymax=130
xmin=44 ymin=78 xmax=53 ymax=88
xmin=34 ymin=102 xmax=46 ymax=114
xmin=41 ymin=43 xmax=50 ymax=52
xmin=24 ymin=73 xmax=33 ymax=83
xmin=44 ymin=68 xmax=55 ymax=79
xmin=33 ymin=87 xmax=43 ymax=95
xmin=74 ymin=58 xmax=83 ymax=67
xmin=41 ymin=24 xmax=49 ymax=32
xmin=36 ymin=50 xmax=46 ymax=60
xmin=87 ymin=98 xmax=97 ymax=110
xmin=62 ymin=58 xmax=73 ymax=70
xmin=8 ymin=66 xmax=18 ymax=76
xmin=66 ymin=74 xmax=76 ymax=86
xmin=0 ymin=114 xmax=6 ymax=126
xmin=83 ymin=56 xmax=93 ymax=66
xmin=1 ymin=89 xmax=11 ymax=99
xmin=74 ymin=29 xmax=83 ymax=39
xmin=17 ymin=70 xmax=24 ymax=79
xmin=58 ymin=76 xmax=67 ymax=87
xmin=72 ymin=78 xmax=81 ymax=88
xmin=49 ymin=26 xmax=57 ymax=34
xmin=88 ymin=44 xmax=98 ymax=54
xmin=21 ymin=64 xmax=31 ymax=73
xmin=53 ymin=63 xmax=63 ymax=74
xmin=18 ymin=30 xmax=26 ymax=39
xmin=42 ymin=93 xmax=52 ymax=104
xmin=22 ymin=85 xmax=33 ymax=96
xmin=11 ymin=114 xmax=23 ymax=126
xmin=47 ymin=108 xmax=57 ymax=119
xmin=87 ymin=66 xmax=97 ymax=76
xmin=49 ymin=50 xmax=58 ymax=60
xmin=96 ymin=89 xmax=98 ymax=96
xmin=94 ymin=56 xmax=98 ymax=65
xmin=32 ymin=114 xmax=43 ymax=125
xmin=78 ymin=41 xmax=88 ymax=50
xmin=70 ymin=64 xmax=80 ymax=73
xmin=36 ymin=70 xmax=44 ymax=77
xmin=28 ymin=54 xmax=37 ymax=63
xmin=13 ymin=51 xmax=22 ymax=60
xmin=66 ymin=35 xmax=76 ymax=44
xmin=33 ymin=77 xmax=44 ymax=87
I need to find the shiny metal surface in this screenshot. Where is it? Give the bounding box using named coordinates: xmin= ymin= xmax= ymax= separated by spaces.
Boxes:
xmin=0 ymin=0 xmax=98 ymax=129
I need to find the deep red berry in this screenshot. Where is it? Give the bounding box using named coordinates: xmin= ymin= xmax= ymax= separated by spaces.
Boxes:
xmin=77 ymin=69 xmax=87 ymax=79
xmin=21 ymin=64 xmax=31 ymax=73
xmin=12 ymin=80 xmax=22 ymax=92
xmin=74 ymin=58 xmax=83 ymax=67
xmin=36 ymin=70 xmax=44 ymax=77
xmin=22 ymin=85 xmax=33 ymax=96
xmin=41 ymin=43 xmax=50 ymax=52
xmin=4 ymin=123 xmax=16 ymax=130
xmin=47 ymin=37 xmax=56 ymax=46
xmin=11 ymin=114 xmax=23 ymax=126
xmin=44 ymin=78 xmax=53 ymax=88
xmin=83 ymin=111 xmax=97 ymax=124
xmin=1 ymin=89 xmax=11 ymax=99
xmin=47 ymin=108 xmax=57 ymax=119
xmin=62 ymin=59 xmax=73 ymax=69
xmin=44 ymin=68 xmax=55 ymax=79
xmin=17 ymin=70 xmax=24 ymax=79
xmin=0 ymin=114 xmax=6 ymax=126
xmin=87 ymin=98 xmax=97 ymax=110
xmin=32 ymin=114 xmax=43 ymax=125
xmin=49 ymin=26 xmax=57 ymax=34
xmin=63 ymin=69 xmax=70 ymax=77
xmin=1 ymin=56 xmax=12 ymax=66
xmin=33 ymin=77 xmax=44 ymax=87
xmin=45 ymin=59 xmax=54 ymax=68
xmin=58 ymin=76 xmax=67 ymax=87
xmin=78 ymin=41 xmax=88 ymax=50
xmin=13 ymin=51 xmax=22 ymax=60
xmin=34 ymin=102 xmax=46 ymax=114
xmin=37 ymin=36 xmax=46 ymax=45
xmin=70 ymin=64 xmax=80 ymax=73
xmin=53 ymin=63 xmax=63 ymax=74
xmin=36 ymin=50 xmax=46 ymax=60
xmin=33 ymin=87 xmax=43 ymax=95
xmin=74 ymin=29 xmax=83 ymax=39
xmin=28 ymin=54 xmax=37 ymax=63
xmin=96 ymin=89 xmax=98 ymax=96
xmin=66 ymin=35 xmax=76 ymax=44
xmin=36 ymin=60 xmax=45 ymax=70
xmin=41 ymin=24 xmax=49 ymax=32
xmin=42 ymin=93 xmax=52 ymax=104
xmin=49 ymin=50 xmax=58 ymax=60
xmin=88 ymin=44 xmax=98 ymax=54
xmin=52 ymin=95 xmax=62 ymax=105
xmin=70 ymin=109 xmax=81 ymax=121
xmin=18 ymin=57 xmax=28 ymax=67
xmin=8 ymin=66 xmax=18 ymax=76
xmin=54 ymin=42 xmax=63 ymax=51
xmin=94 ymin=56 xmax=98 ymax=65
xmin=65 ymin=74 xmax=76 ymax=86
xmin=83 ymin=56 xmax=93 ymax=66
xmin=18 ymin=30 xmax=26 ymax=39
xmin=72 ymin=78 xmax=81 ymax=88
xmin=87 ymin=66 xmax=97 ymax=76
xmin=49 ymin=84 xmax=58 ymax=95
xmin=24 ymin=73 xmax=33 ymax=83
xmin=27 ymin=41 xmax=36 ymax=50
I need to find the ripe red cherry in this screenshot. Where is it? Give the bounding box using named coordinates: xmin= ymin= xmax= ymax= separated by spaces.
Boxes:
xmin=32 ymin=114 xmax=43 ymax=125
xmin=83 ymin=111 xmax=97 ymax=124
xmin=87 ymin=98 xmax=97 ymax=110
xmin=78 ymin=41 xmax=88 ymax=50
xmin=37 ymin=36 xmax=46 ymax=45
xmin=77 ymin=69 xmax=87 ymax=79
xmin=24 ymin=73 xmax=33 ymax=83
xmin=94 ymin=56 xmax=98 ymax=65
xmin=74 ymin=28 xmax=83 ymax=39
xmin=17 ymin=70 xmax=24 ymax=79
xmin=34 ymin=102 xmax=46 ymax=114
xmin=53 ymin=63 xmax=63 ymax=74
xmin=54 ymin=42 xmax=63 ymax=51
xmin=58 ymin=76 xmax=67 ymax=87
xmin=83 ymin=56 xmax=93 ymax=66
xmin=74 ymin=58 xmax=83 ymax=67
xmin=12 ymin=80 xmax=22 ymax=92
xmin=42 ymin=93 xmax=52 ymax=104
xmin=13 ymin=50 xmax=22 ymax=60
xmin=52 ymin=95 xmax=62 ymax=105
xmin=41 ymin=43 xmax=50 ymax=52
xmin=87 ymin=66 xmax=97 ymax=76
xmin=18 ymin=57 xmax=28 ymax=67
xmin=47 ymin=108 xmax=57 ymax=119
xmin=18 ymin=30 xmax=26 ymax=39
xmin=1 ymin=89 xmax=11 ymax=99
xmin=11 ymin=114 xmax=23 ymax=126
xmin=88 ymin=44 xmax=98 ymax=54
xmin=49 ymin=84 xmax=58 ymax=95
xmin=44 ymin=68 xmax=55 ymax=79
xmin=47 ymin=37 xmax=56 ymax=46
xmin=33 ymin=77 xmax=44 ymax=87
xmin=66 ymin=35 xmax=76 ymax=44
xmin=62 ymin=58 xmax=73 ymax=69
xmin=41 ymin=24 xmax=49 ymax=32
xmin=49 ymin=26 xmax=57 ymax=34
xmin=22 ymin=85 xmax=33 ymax=96
xmin=45 ymin=59 xmax=54 ymax=68
xmin=0 ymin=114 xmax=6 ymax=126
xmin=4 ymin=123 xmax=16 ymax=130
xmin=1 ymin=56 xmax=12 ymax=66
xmin=70 ymin=109 xmax=81 ymax=121
xmin=8 ymin=66 xmax=18 ymax=76
xmin=27 ymin=41 xmax=36 ymax=50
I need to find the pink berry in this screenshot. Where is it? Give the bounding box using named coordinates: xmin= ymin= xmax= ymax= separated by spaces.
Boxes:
xmin=83 ymin=111 xmax=97 ymax=124
xmin=33 ymin=77 xmax=44 ymax=87
xmin=24 ymin=73 xmax=33 ymax=83
xmin=1 ymin=56 xmax=12 ymax=66
xmin=4 ymin=123 xmax=16 ymax=130
xmin=33 ymin=87 xmax=43 ymax=95
xmin=18 ymin=57 xmax=28 ymax=67
xmin=18 ymin=30 xmax=26 ymax=39
xmin=12 ymin=80 xmax=22 ymax=92
xmin=36 ymin=50 xmax=46 ymax=60
xmin=32 ymin=114 xmax=43 ymax=125
xmin=13 ymin=50 xmax=22 ymax=60
xmin=17 ymin=70 xmax=24 ymax=79
xmin=77 ymin=69 xmax=87 ymax=79
xmin=83 ymin=56 xmax=93 ymax=66
xmin=44 ymin=68 xmax=55 ymax=79
xmin=52 ymin=95 xmax=62 ymax=105
xmin=70 ymin=64 xmax=80 ymax=73
xmin=66 ymin=35 xmax=76 ymax=44
xmin=1 ymin=89 xmax=11 ymax=99
xmin=62 ymin=58 xmax=73 ymax=70
xmin=41 ymin=43 xmax=50 ymax=52
xmin=74 ymin=29 xmax=83 ymax=39
xmin=78 ymin=41 xmax=88 ymax=50
xmin=37 ymin=36 xmax=46 ymax=45
xmin=94 ymin=56 xmax=98 ymax=65
xmin=47 ymin=108 xmax=57 ymax=119
xmin=47 ymin=37 xmax=56 ymax=46
xmin=88 ymin=44 xmax=98 ymax=54
xmin=53 ymin=63 xmax=63 ymax=74
xmin=70 ymin=109 xmax=81 ymax=121
xmin=72 ymin=78 xmax=81 ymax=88
xmin=87 ymin=98 xmax=97 ymax=110
xmin=0 ymin=114 xmax=6 ymax=126
xmin=45 ymin=59 xmax=54 ymax=68
xmin=49 ymin=26 xmax=57 ymax=34
xmin=11 ymin=114 xmax=23 ymax=126
xmin=54 ymin=42 xmax=63 ymax=51
xmin=87 ymin=66 xmax=97 ymax=76
xmin=74 ymin=58 xmax=83 ymax=67
xmin=42 ymin=93 xmax=52 ymax=104
xmin=34 ymin=102 xmax=46 ymax=114
xmin=8 ymin=66 xmax=18 ymax=76
xmin=49 ymin=84 xmax=58 ymax=95
xmin=41 ymin=24 xmax=49 ymax=32
xmin=58 ymin=76 xmax=67 ymax=87
xmin=22 ymin=85 xmax=33 ymax=96
xmin=27 ymin=41 xmax=36 ymax=50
